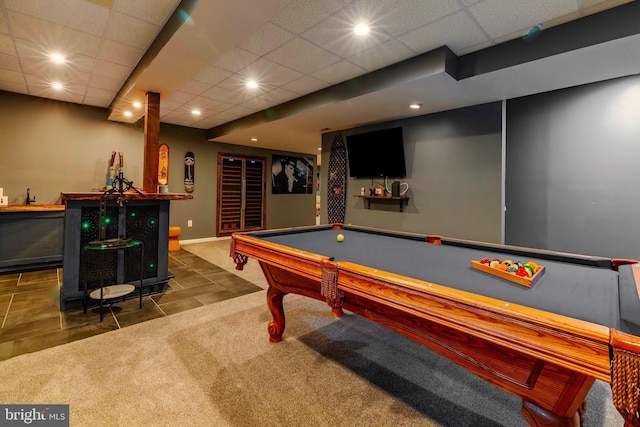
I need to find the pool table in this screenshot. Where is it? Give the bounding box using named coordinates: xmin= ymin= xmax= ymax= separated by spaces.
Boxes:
xmin=231 ymin=224 xmax=640 ymax=427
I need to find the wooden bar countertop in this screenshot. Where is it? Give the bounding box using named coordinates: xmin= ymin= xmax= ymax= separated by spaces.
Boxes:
xmin=0 ymin=204 xmax=65 ymax=212
xmin=60 ymin=192 xmax=193 ymax=201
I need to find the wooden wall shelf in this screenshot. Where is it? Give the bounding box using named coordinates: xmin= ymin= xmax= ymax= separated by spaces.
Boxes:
xmin=355 ymin=195 xmax=409 ymax=212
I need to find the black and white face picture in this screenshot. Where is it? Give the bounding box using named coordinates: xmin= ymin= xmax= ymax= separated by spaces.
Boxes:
xmin=272 ymin=155 xmax=314 ymax=194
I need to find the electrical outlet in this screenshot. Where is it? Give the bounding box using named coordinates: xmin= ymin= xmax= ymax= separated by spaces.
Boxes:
xmin=187 ymin=220 xmax=193 ymax=227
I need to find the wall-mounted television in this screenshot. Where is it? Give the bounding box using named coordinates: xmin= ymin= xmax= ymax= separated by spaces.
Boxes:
xmin=346 ymin=127 xmax=406 ymax=178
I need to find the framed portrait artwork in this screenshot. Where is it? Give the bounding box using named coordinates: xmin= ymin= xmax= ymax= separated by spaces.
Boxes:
xmin=272 ymin=155 xmax=314 ymax=194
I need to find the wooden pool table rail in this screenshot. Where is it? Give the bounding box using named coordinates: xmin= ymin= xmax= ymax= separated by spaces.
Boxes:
xmin=231 ymin=225 xmax=640 ymax=427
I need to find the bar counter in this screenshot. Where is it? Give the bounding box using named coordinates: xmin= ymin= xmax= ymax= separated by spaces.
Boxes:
xmin=60 ymin=192 xmax=193 ymax=201
xmin=0 ymin=205 xmax=65 ymax=273
xmin=0 ymin=204 xmax=65 ymax=212
xmin=60 ymin=191 xmax=192 ymax=310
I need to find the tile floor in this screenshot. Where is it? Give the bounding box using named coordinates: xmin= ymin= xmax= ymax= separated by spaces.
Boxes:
xmin=0 ymin=242 xmax=264 ymax=361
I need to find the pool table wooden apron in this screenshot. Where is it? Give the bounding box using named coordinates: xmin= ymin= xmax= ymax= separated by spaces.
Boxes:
xmin=231 ymin=226 xmax=640 ymax=427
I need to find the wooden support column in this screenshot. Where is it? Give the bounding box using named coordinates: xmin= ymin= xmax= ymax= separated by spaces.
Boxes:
xmin=143 ymin=91 xmax=160 ymax=193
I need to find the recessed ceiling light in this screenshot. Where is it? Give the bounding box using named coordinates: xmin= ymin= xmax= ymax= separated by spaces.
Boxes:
xmin=133 ymin=101 xmax=142 ymax=109
xmin=354 ymin=23 xmax=369 ymax=36
xmin=191 ymin=109 xmax=201 ymax=116
xmin=251 ymin=137 xmax=258 ymax=142
xmin=51 ymin=82 xmax=63 ymax=90
xmin=317 ymin=148 xmax=322 ymax=151
xmin=409 ymin=103 xmax=421 ymax=109
xmin=50 ymin=53 xmax=65 ymax=64
xmin=124 ymin=111 xmax=132 ymax=117
xmin=246 ymin=80 xmax=258 ymax=89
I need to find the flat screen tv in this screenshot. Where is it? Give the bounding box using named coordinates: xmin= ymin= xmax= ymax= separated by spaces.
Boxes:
xmin=346 ymin=127 xmax=406 ymax=178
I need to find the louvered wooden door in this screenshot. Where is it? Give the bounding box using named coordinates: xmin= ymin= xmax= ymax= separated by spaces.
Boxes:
xmin=217 ymin=153 xmax=266 ymax=236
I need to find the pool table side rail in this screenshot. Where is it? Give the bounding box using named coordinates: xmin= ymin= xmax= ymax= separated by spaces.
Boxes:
xmin=337 ymin=261 xmax=612 ymax=382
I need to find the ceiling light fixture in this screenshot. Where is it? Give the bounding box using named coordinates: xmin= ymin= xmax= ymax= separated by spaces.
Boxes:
xmin=246 ymin=80 xmax=258 ymax=89
xmin=50 ymin=53 xmax=65 ymax=64
xmin=409 ymin=103 xmax=421 ymax=109
xmin=51 ymin=82 xmax=63 ymax=90
xmin=124 ymin=111 xmax=132 ymax=117
xmin=354 ymin=23 xmax=369 ymax=36
xmin=191 ymin=109 xmax=201 ymax=116
xmin=251 ymin=137 xmax=258 ymax=142
xmin=133 ymin=101 xmax=142 ymax=109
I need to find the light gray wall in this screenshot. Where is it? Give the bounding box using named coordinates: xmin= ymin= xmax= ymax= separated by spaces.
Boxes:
xmin=321 ymin=102 xmax=503 ymax=242
xmin=506 ymin=74 xmax=640 ymax=259
xmin=0 ymin=91 xmax=315 ymax=240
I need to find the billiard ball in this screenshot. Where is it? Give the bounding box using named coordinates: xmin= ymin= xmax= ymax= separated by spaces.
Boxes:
xmin=337 ymin=234 xmax=344 ymax=242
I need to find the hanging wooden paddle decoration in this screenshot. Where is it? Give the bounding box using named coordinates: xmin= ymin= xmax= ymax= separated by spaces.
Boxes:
xmin=158 ymin=143 xmax=169 ymax=186
xmin=184 ymin=151 xmax=195 ymax=193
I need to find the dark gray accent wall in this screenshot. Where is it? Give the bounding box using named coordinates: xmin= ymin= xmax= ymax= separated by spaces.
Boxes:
xmin=322 ymin=102 xmax=503 ymax=242
xmin=506 ymin=74 xmax=640 ymax=259
xmin=0 ymin=91 xmax=315 ymax=241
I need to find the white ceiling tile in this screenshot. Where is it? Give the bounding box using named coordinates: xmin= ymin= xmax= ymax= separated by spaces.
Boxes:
xmin=180 ymin=79 xmax=212 ymax=96
xmin=0 ymin=80 xmax=28 ymax=93
xmin=159 ymin=98 xmax=182 ymax=113
xmin=302 ymin=15 xmax=391 ymax=59
xmin=164 ymin=90 xmax=197 ymax=104
xmin=0 ymin=68 xmax=24 ymax=84
xmin=194 ymin=66 xmax=233 ymax=86
xmin=115 ymin=0 xmax=180 ymax=26
xmin=583 ymin=0 xmax=633 ymax=13
xmin=242 ymin=58 xmax=303 ymax=87
xmin=0 ymin=8 xmax=8 ymax=34
xmin=398 ymin=11 xmax=489 ymax=55
xmin=8 ymin=11 xmax=102 ymax=56
xmin=31 ymin=88 xmax=84 ymax=104
xmin=264 ymin=38 xmax=341 ymax=74
xmin=192 ymin=117 xmax=225 ymax=128
xmin=361 ymin=0 xmax=461 ymax=37
xmin=262 ymin=87 xmax=300 ymax=104
xmin=160 ymin=110 xmax=194 ymax=123
xmin=98 ymin=40 xmax=144 ymax=67
xmin=468 ymin=0 xmax=577 ymax=40
xmin=187 ymin=96 xmax=235 ymax=114
xmin=348 ymin=38 xmax=415 ymax=71
xmin=456 ymin=39 xmax=493 ymax=55
xmin=4 ymin=0 xmax=110 ymax=36
xmin=83 ymin=96 xmax=110 ymax=107
xmin=201 ymin=85 xmax=255 ymax=105
xmin=85 ymin=86 xmax=114 ymax=102
xmin=281 ymin=75 xmax=332 ymax=94
xmin=0 ymin=34 xmax=15 ymax=56
xmin=312 ymin=60 xmax=365 ymax=84
xmin=225 ymin=105 xmax=258 ymax=117
xmin=216 ymin=74 xmax=275 ymax=95
xmin=213 ymin=48 xmax=259 ymax=73
xmin=239 ymin=22 xmax=296 ymax=56
xmin=88 ymin=73 xmax=121 ymax=90
xmin=106 ymin=12 xmax=160 ymax=49
xmin=270 ymin=0 xmax=348 ymax=34
xmin=0 ymin=52 xmax=20 ymax=72
xmin=92 ymin=59 xmax=131 ymax=81
xmin=212 ymin=110 xmax=246 ymax=122
xmin=21 ymin=59 xmax=91 ymax=85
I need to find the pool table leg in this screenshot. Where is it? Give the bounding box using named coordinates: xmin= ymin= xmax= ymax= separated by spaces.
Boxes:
xmin=522 ymin=400 xmax=582 ymax=427
xmin=266 ymin=285 xmax=286 ymax=343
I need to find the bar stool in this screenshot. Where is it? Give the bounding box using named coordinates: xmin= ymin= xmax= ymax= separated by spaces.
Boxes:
xmin=169 ymin=226 xmax=181 ymax=251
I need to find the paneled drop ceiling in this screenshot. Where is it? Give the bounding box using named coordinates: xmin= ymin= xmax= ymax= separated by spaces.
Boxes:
xmin=0 ymin=0 xmax=638 ymax=155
